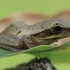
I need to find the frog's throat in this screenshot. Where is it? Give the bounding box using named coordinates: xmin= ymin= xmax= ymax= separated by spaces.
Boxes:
xmin=39 ymin=34 xmax=70 ymax=40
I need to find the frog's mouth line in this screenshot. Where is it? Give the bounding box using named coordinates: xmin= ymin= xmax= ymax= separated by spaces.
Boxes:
xmin=39 ymin=34 xmax=70 ymax=40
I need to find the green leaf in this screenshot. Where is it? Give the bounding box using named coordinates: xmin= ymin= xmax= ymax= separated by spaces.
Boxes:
xmin=25 ymin=45 xmax=55 ymax=53
xmin=0 ymin=48 xmax=15 ymax=58
xmin=0 ymin=41 xmax=70 ymax=70
xmin=25 ymin=41 xmax=70 ymax=53
xmin=0 ymin=53 xmax=35 ymax=70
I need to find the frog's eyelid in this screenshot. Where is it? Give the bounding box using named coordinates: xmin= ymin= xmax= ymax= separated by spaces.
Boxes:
xmin=49 ymin=22 xmax=63 ymax=29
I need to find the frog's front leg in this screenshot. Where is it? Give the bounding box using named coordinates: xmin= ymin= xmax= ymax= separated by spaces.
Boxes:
xmin=0 ymin=34 xmax=28 ymax=52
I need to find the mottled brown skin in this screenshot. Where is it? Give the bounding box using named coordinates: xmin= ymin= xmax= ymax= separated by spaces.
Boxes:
xmin=0 ymin=19 xmax=70 ymax=51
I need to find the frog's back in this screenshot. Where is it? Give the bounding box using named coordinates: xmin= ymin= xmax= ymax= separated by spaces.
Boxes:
xmin=1 ymin=18 xmax=69 ymax=35
xmin=0 ymin=21 xmax=28 ymax=35
xmin=29 ymin=18 xmax=68 ymax=34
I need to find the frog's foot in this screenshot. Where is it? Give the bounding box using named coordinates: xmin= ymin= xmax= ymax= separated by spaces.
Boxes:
xmin=0 ymin=34 xmax=25 ymax=52
xmin=0 ymin=43 xmax=23 ymax=52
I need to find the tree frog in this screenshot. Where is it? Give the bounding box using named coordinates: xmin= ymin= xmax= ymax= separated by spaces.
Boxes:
xmin=0 ymin=18 xmax=70 ymax=51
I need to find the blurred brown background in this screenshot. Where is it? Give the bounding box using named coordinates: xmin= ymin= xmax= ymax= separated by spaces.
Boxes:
xmin=0 ymin=0 xmax=70 ymax=30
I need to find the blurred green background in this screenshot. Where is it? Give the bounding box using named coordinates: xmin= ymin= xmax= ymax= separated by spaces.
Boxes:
xmin=0 ymin=0 xmax=70 ymax=19
xmin=0 ymin=0 xmax=70 ymax=70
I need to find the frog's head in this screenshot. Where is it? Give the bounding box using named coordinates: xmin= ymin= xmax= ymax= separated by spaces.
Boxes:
xmin=31 ymin=18 xmax=70 ymax=45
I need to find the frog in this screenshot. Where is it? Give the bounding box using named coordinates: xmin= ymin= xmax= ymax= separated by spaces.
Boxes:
xmin=0 ymin=18 xmax=70 ymax=52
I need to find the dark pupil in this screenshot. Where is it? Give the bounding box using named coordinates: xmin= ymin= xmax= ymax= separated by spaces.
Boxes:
xmin=54 ymin=26 xmax=62 ymax=31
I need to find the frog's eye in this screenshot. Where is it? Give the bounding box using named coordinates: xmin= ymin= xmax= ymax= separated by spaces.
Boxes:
xmin=51 ymin=23 xmax=63 ymax=34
